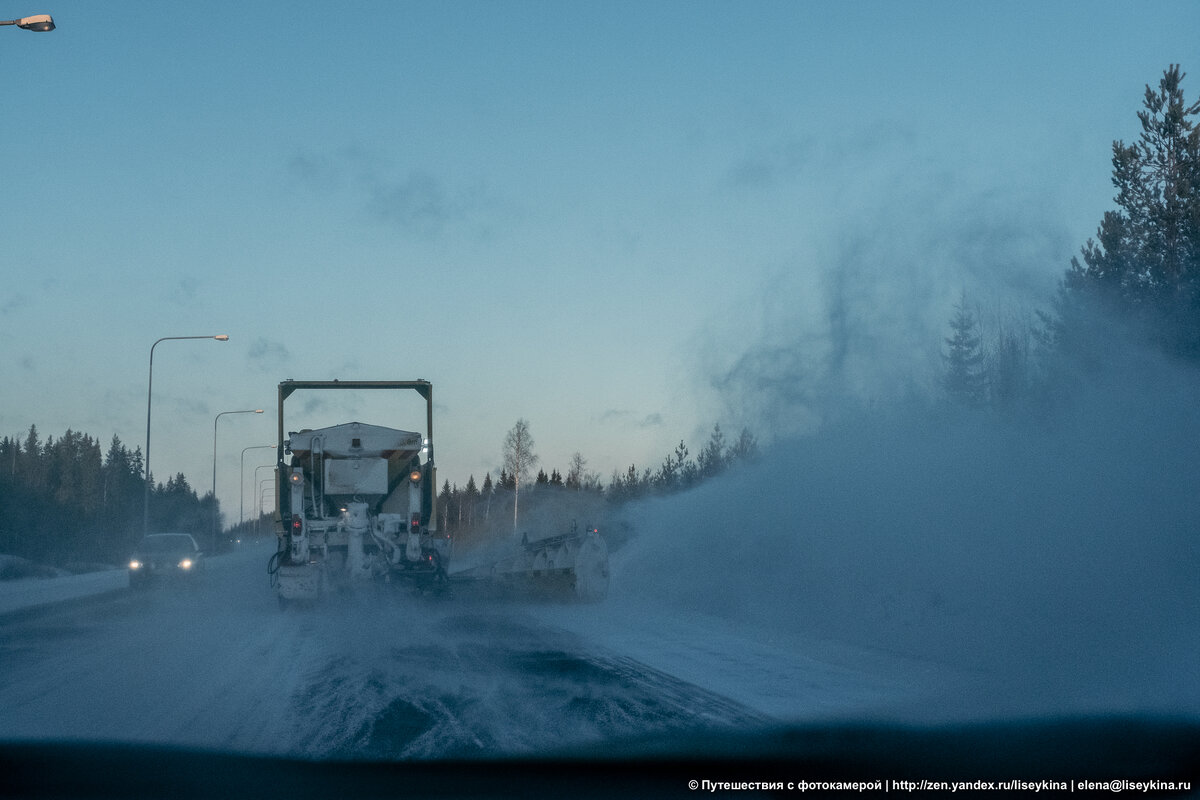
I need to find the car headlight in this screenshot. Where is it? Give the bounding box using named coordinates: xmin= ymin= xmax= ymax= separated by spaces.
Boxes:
xmin=129 ymin=560 xmax=142 ymax=570
xmin=179 ymin=559 xmax=193 ymax=570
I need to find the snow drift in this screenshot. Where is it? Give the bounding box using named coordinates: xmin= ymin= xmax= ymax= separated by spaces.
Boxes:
xmin=610 ymin=353 xmax=1200 ymax=719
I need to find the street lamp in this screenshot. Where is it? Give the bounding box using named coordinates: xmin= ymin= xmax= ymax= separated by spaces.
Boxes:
xmin=144 ymin=335 xmax=229 ymax=539
xmin=251 ymin=462 xmax=275 ymax=538
xmin=257 ymin=479 xmax=276 ymax=538
xmin=240 ymin=445 xmax=275 ymax=531
xmin=0 ymin=14 xmax=55 ymax=31
xmin=254 ymin=463 xmax=275 ymax=489
xmin=212 ymin=409 xmax=264 ymax=548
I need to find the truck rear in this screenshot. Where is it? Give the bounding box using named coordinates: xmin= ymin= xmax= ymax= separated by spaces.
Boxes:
xmin=271 ymin=380 xmax=444 ymax=605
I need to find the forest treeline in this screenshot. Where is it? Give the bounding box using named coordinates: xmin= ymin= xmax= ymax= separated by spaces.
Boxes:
xmin=2 ymin=65 xmax=1196 ymax=568
xmin=435 ymin=422 xmax=758 ymax=551
xmin=944 ymin=65 xmax=1199 ymax=410
xmin=0 ymin=429 xmax=218 ymax=569
xmin=0 ymin=419 xmax=756 ymax=567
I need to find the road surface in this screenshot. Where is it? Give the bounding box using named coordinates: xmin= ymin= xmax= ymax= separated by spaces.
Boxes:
xmin=0 ymin=539 xmax=951 ymax=760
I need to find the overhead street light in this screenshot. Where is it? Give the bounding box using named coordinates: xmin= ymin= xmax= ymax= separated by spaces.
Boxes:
xmin=258 ymin=479 xmax=276 ymax=538
xmin=254 ymin=463 xmax=275 ymax=504
xmin=1 ymin=14 xmax=55 ymax=31
xmin=240 ymin=445 xmax=275 ymax=531
xmin=255 ymin=465 xmax=276 ymax=536
xmin=248 ymin=462 xmax=275 ymax=538
xmin=213 ymin=409 xmax=264 ymax=549
xmin=144 ymin=334 xmax=230 ymax=539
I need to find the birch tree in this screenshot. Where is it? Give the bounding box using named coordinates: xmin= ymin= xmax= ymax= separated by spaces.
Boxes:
xmin=502 ymin=418 xmax=538 ymax=532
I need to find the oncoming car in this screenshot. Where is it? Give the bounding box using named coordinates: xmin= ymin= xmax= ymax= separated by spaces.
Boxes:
xmin=128 ymin=533 xmax=204 ymax=588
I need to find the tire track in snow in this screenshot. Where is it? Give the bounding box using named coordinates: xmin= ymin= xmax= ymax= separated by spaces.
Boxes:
xmin=283 ymin=609 xmax=767 ymax=760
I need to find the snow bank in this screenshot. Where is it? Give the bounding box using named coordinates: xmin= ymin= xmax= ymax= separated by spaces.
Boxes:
xmin=604 ymin=362 xmax=1200 ymax=720
xmin=0 ymin=567 xmax=128 ymax=615
xmin=0 ymin=554 xmax=69 ymax=580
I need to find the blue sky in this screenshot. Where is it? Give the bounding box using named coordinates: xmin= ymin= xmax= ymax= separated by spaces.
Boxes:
xmin=1 ymin=1 xmax=1197 ymax=521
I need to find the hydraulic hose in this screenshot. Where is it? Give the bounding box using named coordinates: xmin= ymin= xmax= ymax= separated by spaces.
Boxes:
xmin=267 ymin=549 xmax=283 ymax=587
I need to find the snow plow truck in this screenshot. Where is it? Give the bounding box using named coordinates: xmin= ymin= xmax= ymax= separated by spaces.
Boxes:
xmin=270 ymin=380 xmax=608 ymax=606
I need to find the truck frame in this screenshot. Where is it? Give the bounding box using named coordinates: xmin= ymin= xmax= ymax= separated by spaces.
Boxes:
xmin=271 ymin=380 xmax=444 ymax=604
xmin=269 ymin=378 xmax=608 ymax=605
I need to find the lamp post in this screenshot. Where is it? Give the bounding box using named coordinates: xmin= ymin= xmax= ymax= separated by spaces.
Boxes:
xmin=0 ymin=14 xmax=54 ymax=31
xmin=212 ymin=409 xmax=264 ymax=549
xmin=257 ymin=479 xmax=275 ymax=538
xmin=240 ymin=445 xmax=275 ymax=531
xmin=254 ymin=464 xmax=275 ymax=488
xmin=254 ymin=464 xmax=275 ymax=538
xmin=144 ymin=335 xmax=229 ymax=539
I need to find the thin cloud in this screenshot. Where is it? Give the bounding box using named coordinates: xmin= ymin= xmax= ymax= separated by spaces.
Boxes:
xmin=367 ymin=170 xmax=461 ymax=238
xmin=599 ymin=409 xmax=664 ymax=429
xmin=287 ymin=152 xmax=343 ymax=193
xmin=719 ymin=124 xmax=918 ymax=192
xmin=300 ymin=396 xmax=330 ymax=416
xmin=287 ymin=148 xmax=493 ymax=239
xmin=721 ymin=137 xmax=814 ymax=190
xmin=1 ymin=294 xmax=29 ymax=316
xmin=247 ymin=338 xmax=291 ymax=372
xmin=169 ymin=278 xmax=200 ymax=308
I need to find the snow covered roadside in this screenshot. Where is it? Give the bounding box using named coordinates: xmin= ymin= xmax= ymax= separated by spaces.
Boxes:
xmin=538 ymin=392 xmax=1200 ymax=727
xmin=536 ymin=598 xmax=961 ymax=725
xmin=0 ymin=567 xmax=128 ymax=616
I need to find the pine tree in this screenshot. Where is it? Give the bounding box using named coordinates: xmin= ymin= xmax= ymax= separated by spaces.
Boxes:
xmin=481 ymin=472 xmax=494 ymax=521
xmin=463 ymin=474 xmax=479 ymax=530
xmin=611 ymin=464 xmax=648 ymax=501
xmin=1062 ymin=64 xmax=1200 ymax=357
xmin=439 ymin=480 xmax=453 ymax=532
xmin=728 ymin=427 xmax=759 ymax=463
xmin=943 ymin=292 xmax=987 ymax=405
xmin=101 ymin=435 xmax=143 ymax=559
xmin=22 ymin=425 xmax=44 ymax=491
xmin=987 ymin=320 xmax=1030 ymax=408
xmin=697 ymin=424 xmax=727 ymax=479
xmin=655 ymin=447 xmax=678 ymax=493
xmin=0 ymin=435 xmax=17 ymax=481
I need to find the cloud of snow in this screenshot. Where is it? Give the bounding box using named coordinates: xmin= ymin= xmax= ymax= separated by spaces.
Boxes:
xmin=615 ymin=344 xmax=1200 ymax=720
xmin=698 ymin=141 xmax=1073 ymax=444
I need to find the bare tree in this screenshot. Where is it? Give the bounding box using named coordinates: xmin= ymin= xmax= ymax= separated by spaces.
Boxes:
xmin=502 ymin=418 xmax=539 ymax=532
xmin=565 ymin=451 xmax=591 ymax=490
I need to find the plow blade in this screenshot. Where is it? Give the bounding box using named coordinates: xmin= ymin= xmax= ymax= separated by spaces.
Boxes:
xmin=455 ymin=530 xmax=609 ymax=602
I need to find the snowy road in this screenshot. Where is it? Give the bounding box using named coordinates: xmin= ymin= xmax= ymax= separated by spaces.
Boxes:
xmin=9 ymin=462 xmax=1191 ymax=769
xmin=0 ymin=539 xmax=959 ymax=760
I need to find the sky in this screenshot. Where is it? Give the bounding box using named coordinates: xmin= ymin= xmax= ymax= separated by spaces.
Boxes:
xmin=1 ymin=1 xmax=1197 ymax=524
